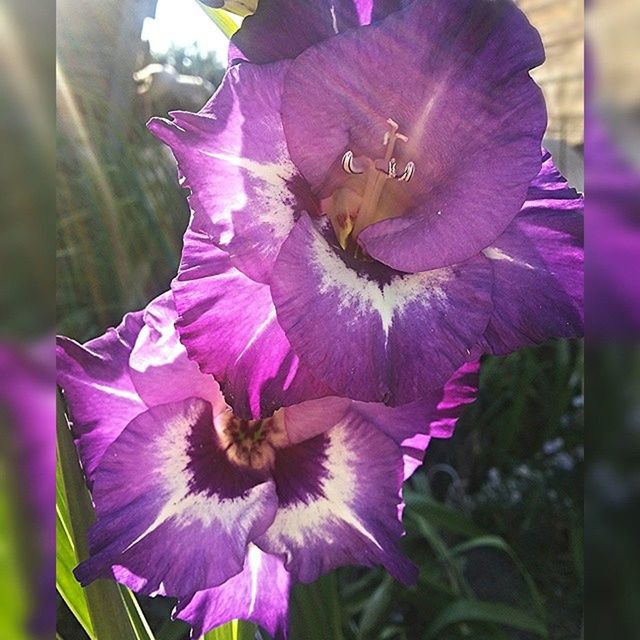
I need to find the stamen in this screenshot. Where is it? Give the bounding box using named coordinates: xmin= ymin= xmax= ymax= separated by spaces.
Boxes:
xmin=341 ymin=150 xmax=363 ymax=175
xmin=218 ymin=414 xmax=279 ymax=470
xmin=397 ymin=161 xmax=415 ymax=183
xmin=332 ymin=118 xmax=416 ymax=252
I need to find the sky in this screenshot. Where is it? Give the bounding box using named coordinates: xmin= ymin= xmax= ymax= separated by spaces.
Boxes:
xmin=141 ymin=0 xmax=231 ymax=58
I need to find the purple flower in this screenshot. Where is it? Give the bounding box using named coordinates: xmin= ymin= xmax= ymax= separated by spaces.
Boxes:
xmin=56 ymin=293 xmax=479 ymax=637
xmin=150 ymin=0 xmax=583 ymax=410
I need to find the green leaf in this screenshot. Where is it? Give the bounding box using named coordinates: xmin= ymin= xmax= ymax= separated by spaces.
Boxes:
xmin=423 ymin=600 xmax=548 ymax=639
xmin=0 ymin=446 xmax=29 ymax=640
xmin=204 ymin=619 xmax=257 ymax=640
xmin=56 ymin=503 xmax=94 ymax=638
xmin=56 ymin=393 xmax=155 ymax=640
xmin=198 ymin=0 xmax=257 ymax=18
xmin=291 ymin=573 xmax=344 ymax=640
xmin=449 ymin=535 xmax=545 ymax=618
xmin=357 ymin=574 xmax=397 ymax=640
xmin=410 ymin=515 xmax=471 ymax=597
xmin=197 ymin=3 xmax=241 ymax=38
xmin=405 ymin=493 xmax=485 ymax=538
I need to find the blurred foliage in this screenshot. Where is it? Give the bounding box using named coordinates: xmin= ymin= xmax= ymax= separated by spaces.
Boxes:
xmin=586 ymin=346 xmax=640 ymax=639
xmin=151 ymin=45 xmax=226 ymax=87
xmin=56 ymin=21 xmax=583 ymax=640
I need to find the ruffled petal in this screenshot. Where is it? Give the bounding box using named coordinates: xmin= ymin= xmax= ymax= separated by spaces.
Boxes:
xmin=256 ymin=411 xmax=417 ymax=585
xmin=56 ymin=312 xmax=146 ymax=484
xmin=75 ymin=398 xmax=278 ymax=596
xmin=172 ymin=225 xmax=332 ymax=419
xmin=353 ymin=360 xmax=480 ymax=477
xmin=174 ymin=545 xmax=290 ymax=640
xmin=282 ymin=0 xmax=546 ymax=271
xmin=148 ymin=62 xmax=312 ymax=284
xmin=128 ymin=293 xmax=223 ymax=411
xmin=56 ymin=293 xmax=225 ymax=485
xmin=480 ymin=152 xmax=584 ymax=354
xmin=352 ymin=360 xmax=480 ymax=443
xmin=270 ymin=215 xmax=492 ymax=404
xmin=229 ymin=0 xmax=407 ymax=64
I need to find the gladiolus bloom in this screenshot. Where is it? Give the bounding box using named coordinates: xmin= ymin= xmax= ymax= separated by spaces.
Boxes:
xmin=56 ymin=293 xmax=478 ymax=637
xmin=150 ymin=0 xmax=583 ymax=411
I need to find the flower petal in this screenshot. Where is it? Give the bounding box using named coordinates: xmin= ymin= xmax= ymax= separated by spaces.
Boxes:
xmin=128 ymin=292 xmax=223 ymax=411
xmin=256 ymin=411 xmax=417 ymax=585
xmin=172 ymin=225 xmax=333 ymax=419
xmin=280 ymin=396 xmax=351 ymax=445
xmin=352 ymin=360 xmax=480 ymax=444
xmin=56 ymin=293 xmax=225 ymax=485
xmin=270 ymin=215 xmax=492 ymax=404
xmin=75 ymin=398 xmax=278 ymax=596
xmin=56 ymin=311 xmax=146 ymax=484
xmin=148 ymin=62 xmax=312 ymax=284
xmin=480 ymin=152 xmax=584 ymax=354
xmin=282 ymin=0 xmax=546 ymax=271
xmin=230 ymin=0 xmax=406 ymax=64
xmin=174 ymin=545 xmax=290 ymax=640
xmin=353 ymin=360 xmax=480 ymax=477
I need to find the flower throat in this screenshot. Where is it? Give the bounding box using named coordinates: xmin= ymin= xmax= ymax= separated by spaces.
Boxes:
xmin=323 ymin=118 xmax=416 ymax=252
xmin=218 ymin=413 xmax=285 ymax=470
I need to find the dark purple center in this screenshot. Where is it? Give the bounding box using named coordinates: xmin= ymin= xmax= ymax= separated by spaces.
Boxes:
xmin=185 ymin=403 xmax=267 ymax=500
xmin=272 ymin=431 xmax=330 ymax=507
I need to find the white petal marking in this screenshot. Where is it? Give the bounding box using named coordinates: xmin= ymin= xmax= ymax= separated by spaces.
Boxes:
xmin=123 ymin=401 xmax=271 ymax=553
xmin=311 ymin=228 xmax=450 ymax=345
xmin=267 ymin=422 xmax=382 ymax=552
xmin=247 ymin=543 xmax=262 ymax=617
xmin=483 ymin=247 xmax=535 ymax=270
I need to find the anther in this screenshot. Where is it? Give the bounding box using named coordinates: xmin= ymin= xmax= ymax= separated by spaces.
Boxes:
xmin=397 ymin=161 xmax=415 ymax=183
xmin=387 ymin=158 xmax=397 ymax=178
xmin=341 ymin=150 xmax=363 ymax=175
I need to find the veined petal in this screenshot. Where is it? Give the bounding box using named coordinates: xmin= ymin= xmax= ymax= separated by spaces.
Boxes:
xmin=174 ymin=545 xmax=290 ymax=640
xmin=56 ymin=293 xmax=225 ymax=485
xmin=481 ymin=152 xmax=584 ymax=354
xmin=282 ymin=0 xmax=546 ymax=271
xmin=56 ymin=311 xmax=146 ymax=485
xmin=230 ymin=0 xmax=407 ymax=64
xmin=172 ymin=225 xmax=332 ymax=419
xmin=353 ymin=360 xmax=480 ymax=478
xmin=280 ymin=396 xmax=351 ymax=445
xmin=75 ymin=398 xmax=278 ymax=596
xmin=148 ymin=62 xmax=312 ymax=284
xmin=129 ymin=292 xmax=223 ymax=412
xmin=256 ymin=412 xmax=417 ymax=585
xmin=352 ymin=360 xmax=480 ymax=444
xmin=270 ymin=215 xmax=492 ymax=404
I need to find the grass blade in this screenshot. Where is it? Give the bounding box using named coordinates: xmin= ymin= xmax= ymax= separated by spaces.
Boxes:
xmin=449 ymin=535 xmax=545 ymax=617
xmin=197 ymin=3 xmax=241 ymax=38
xmin=204 ymin=620 xmax=257 ymax=639
xmin=56 ymin=392 xmax=155 ymax=640
xmin=424 ymin=599 xmax=548 ymax=639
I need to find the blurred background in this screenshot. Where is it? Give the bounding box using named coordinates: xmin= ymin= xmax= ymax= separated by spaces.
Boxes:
xmin=4 ymin=0 xmax=638 ymax=638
